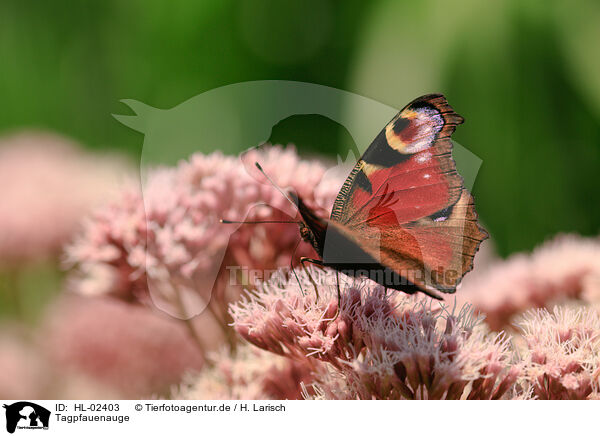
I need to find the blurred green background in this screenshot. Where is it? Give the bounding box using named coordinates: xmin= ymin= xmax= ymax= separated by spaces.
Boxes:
xmin=0 ymin=0 xmax=598 ymax=257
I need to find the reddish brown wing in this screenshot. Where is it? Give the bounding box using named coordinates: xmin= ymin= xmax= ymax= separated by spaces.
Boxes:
xmin=330 ymin=94 xmax=487 ymax=293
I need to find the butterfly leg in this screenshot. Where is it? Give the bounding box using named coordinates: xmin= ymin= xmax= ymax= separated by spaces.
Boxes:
xmin=290 ymin=239 xmax=305 ymax=296
xmin=300 ymin=257 xmax=325 ymax=301
xmin=300 ymin=257 xmax=342 ymax=321
xmin=300 ymin=257 xmax=324 ymax=268
xmin=333 ymin=269 xmax=341 ymax=321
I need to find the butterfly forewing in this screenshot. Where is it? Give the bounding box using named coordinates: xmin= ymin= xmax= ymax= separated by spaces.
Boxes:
xmin=328 ymin=94 xmax=487 ymax=294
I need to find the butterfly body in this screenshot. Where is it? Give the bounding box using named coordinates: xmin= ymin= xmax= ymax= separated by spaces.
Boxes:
xmin=296 ymin=195 xmax=434 ymax=297
xmin=295 ymin=94 xmax=488 ymax=299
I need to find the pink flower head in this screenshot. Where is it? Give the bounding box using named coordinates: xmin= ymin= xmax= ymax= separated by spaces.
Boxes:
xmin=230 ymin=267 xmax=518 ymax=400
xmin=175 ymin=344 xmax=315 ymax=400
xmin=66 ymin=145 xmax=343 ymax=319
xmin=516 ymin=305 xmax=600 ymax=400
xmin=42 ymin=296 xmax=204 ymax=397
xmin=0 ymin=328 xmax=46 ymax=399
xmin=458 ymin=235 xmax=600 ymax=330
xmin=230 ymin=266 xmax=398 ymax=364
xmin=0 ymin=131 xmax=130 ymax=264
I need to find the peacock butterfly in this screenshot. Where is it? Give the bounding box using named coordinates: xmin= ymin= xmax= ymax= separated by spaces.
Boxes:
xmin=224 ymin=94 xmax=488 ymax=300
xmin=284 ymin=94 xmax=488 ymax=300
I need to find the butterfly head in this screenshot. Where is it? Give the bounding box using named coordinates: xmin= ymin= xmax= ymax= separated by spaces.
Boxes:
xmin=289 ymin=191 xmax=327 ymax=256
xmin=299 ymin=221 xmax=317 ymax=247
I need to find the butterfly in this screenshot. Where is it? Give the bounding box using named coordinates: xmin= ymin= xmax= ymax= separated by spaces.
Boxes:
xmin=281 ymin=94 xmax=488 ymax=300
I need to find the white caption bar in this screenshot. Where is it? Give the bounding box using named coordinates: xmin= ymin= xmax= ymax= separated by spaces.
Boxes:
xmin=1 ymin=400 xmax=594 ymax=436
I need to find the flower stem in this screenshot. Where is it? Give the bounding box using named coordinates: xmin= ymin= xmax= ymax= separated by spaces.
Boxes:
xmin=171 ymin=284 xmax=207 ymax=361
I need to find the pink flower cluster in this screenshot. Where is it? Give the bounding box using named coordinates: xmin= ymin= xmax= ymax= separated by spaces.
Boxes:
xmin=66 ymin=146 xmax=342 ymax=321
xmin=516 ymin=306 xmax=600 ymax=400
xmin=228 ymin=257 xmax=600 ymax=400
xmin=0 ymin=328 xmax=45 ymax=399
xmin=175 ymin=345 xmax=315 ymax=400
xmin=0 ymin=131 xmax=130 ymax=264
xmin=42 ymin=296 xmax=205 ymax=398
xmin=0 ymin=296 xmax=208 ymax=399
xmin=457 ymin=235 xmax=600 ymax=330
xmin=230 ymin=268 xmax=519 ymax=399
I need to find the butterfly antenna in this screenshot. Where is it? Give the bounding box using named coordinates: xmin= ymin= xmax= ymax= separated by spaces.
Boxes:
xmin=254 ymin=162 xmax=299 ymax=211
